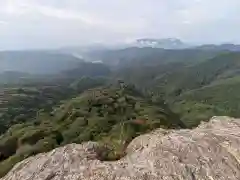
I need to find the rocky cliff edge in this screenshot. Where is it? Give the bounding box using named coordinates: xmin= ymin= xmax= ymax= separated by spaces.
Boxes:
xmin=2 ymin=116 xmax=240 ymax=180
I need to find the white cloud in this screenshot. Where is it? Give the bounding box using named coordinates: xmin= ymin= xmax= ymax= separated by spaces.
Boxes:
xmin=0 ymin=0 xmax=240 ymax=49
xmin=0 ymin=21 xmax=7 ymax=24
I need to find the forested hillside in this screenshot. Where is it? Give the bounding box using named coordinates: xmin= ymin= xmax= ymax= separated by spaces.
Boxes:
xmin=108 ymin=50 xmax=240 ymax=127
xmin=87 ymin=47 xmax=223 ymax=67
xmin=0 ymin=84 xmax=183 ymax=177
xmin=1 ymin=47 xmax=240 ymax=177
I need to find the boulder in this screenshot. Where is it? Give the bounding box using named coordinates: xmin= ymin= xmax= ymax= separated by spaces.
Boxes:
xmin=2 ymin=116 xmax=240 ymax=180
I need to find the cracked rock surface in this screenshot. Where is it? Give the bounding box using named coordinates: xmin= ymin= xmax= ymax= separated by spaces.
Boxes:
xmin=2 ymin=116 xmax=240 ymax=180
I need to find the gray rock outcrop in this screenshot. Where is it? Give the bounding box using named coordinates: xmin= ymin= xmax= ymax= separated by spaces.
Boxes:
xmin=2 ymin=116 xmax=240 ymax=180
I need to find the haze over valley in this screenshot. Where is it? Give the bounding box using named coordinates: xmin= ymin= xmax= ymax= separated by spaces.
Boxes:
xmin=1 ymin=1 xmax=240 ymax=179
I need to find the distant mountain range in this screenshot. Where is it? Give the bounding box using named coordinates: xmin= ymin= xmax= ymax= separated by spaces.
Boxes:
xmin=1 ymin=39 xmax=240 ymax=76
xmin=195 ymin=44 xmax=240 ymax=51
xmin=0 ymin=51 xmax=83 ymax=74
xmin=134 ymin=38 xmax=188 ymax=49
xmin=58 ymin=39 xmax=240 ymax=61
xmin=133 ymin=39 xmax=240 ymax=51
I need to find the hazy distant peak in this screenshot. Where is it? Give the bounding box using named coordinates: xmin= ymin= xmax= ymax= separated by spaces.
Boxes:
xmin=137 ymin=38 xmax=182 ymax=43
xmin=195 ymin=43 xmax=240 ymax=51
xmin=135 ymin=38 xmax=187 ymax=49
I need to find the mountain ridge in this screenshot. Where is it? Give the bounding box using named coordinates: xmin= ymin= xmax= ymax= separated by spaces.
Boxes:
xmin=135 ymin=38 xmax=188 ymax=49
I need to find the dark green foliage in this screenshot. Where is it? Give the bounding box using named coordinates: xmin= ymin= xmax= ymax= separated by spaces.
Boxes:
xmin=1 ymin=48 xmax=240 ymax=177
xmin=0 ymin=76 xmax=107 ymax=134
xmin=0 ymin=85 xmax=183 ymax=177
xmin=154 ymin=52 xmax=240 ymax=94
xmin=0 ymin=136 xmax=18 ymax=161
xmin=113 ymin=51 xmax=240 ymax=128
xmin=0 ymin=154 xmax=23 ymax=177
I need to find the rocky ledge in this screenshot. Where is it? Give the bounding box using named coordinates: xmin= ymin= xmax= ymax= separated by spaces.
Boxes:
xmin=2 ymin=116 xmax=240 ymax=180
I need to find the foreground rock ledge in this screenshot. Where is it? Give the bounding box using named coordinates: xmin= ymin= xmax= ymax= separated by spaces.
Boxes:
xmin=2 ymin=116 xmax=240 ymax=180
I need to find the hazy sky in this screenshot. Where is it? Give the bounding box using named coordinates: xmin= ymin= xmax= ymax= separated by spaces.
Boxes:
xmin=0 ymin=0 xmax=240 ymax=50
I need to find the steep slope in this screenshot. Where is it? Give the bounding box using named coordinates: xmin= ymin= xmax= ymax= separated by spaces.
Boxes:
xmin=2 ymin=116 xmax=240 ymax=180
xmin=112 ymin=51 xmax=240 ymax=127
xmin=112 ymin=52 xmax=240 ymax=100
xmin=174 ymin=77 xmax=240 ymax=126
xmin=153 ymin=52 xmax=240 ymax=96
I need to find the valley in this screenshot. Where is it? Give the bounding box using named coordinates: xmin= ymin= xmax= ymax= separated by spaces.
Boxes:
xmin=1 ymin=42 xmax=240 ymax=177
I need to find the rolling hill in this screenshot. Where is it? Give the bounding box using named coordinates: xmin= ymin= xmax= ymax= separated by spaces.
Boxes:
xmin=0 ymin=51 xmax=82 ymax=74
xmin=87 ymin=47 xmax=223 ymax=67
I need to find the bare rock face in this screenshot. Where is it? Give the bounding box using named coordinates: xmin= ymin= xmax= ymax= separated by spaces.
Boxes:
xmin=2 ymin=116 xmax=240 ymax=180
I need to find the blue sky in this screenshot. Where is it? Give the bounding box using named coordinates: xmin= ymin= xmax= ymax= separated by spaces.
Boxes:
xmin=0 ymin=0 xmax=240 ymax=49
